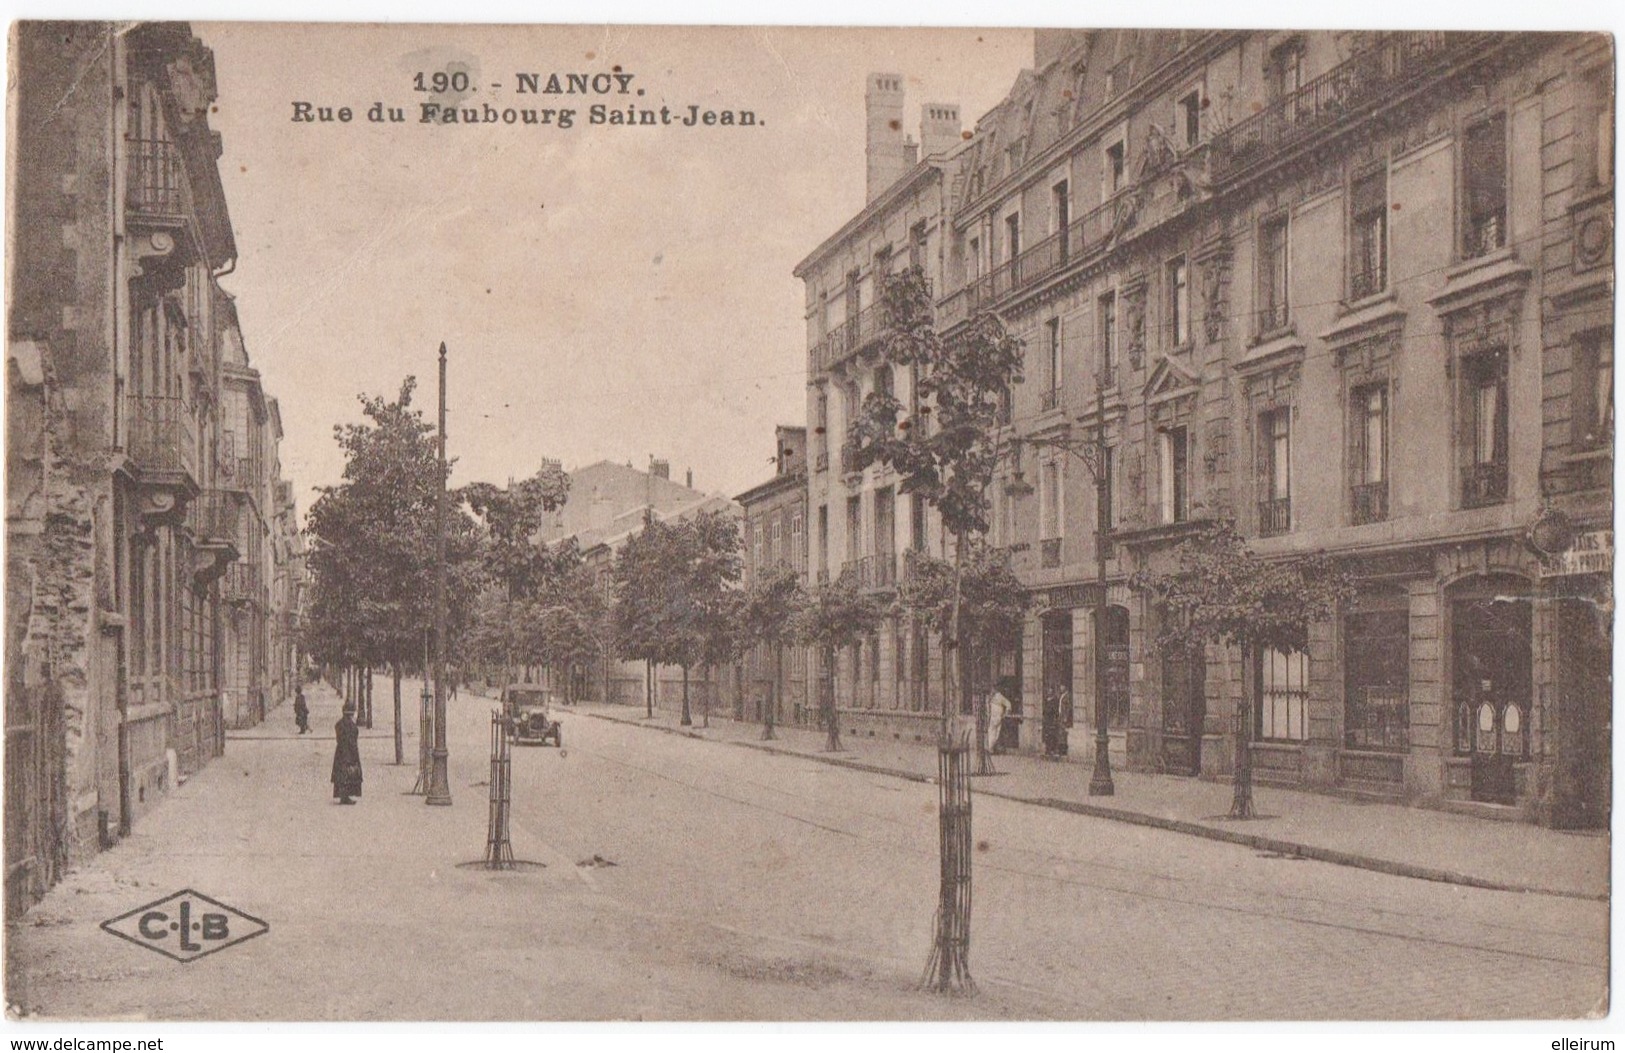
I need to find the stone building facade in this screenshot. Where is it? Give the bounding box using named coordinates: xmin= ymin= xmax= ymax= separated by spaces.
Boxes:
xmin=5 ymin=22 xmax=305 ymax=915
xmin=797 ymin=31 xmax=1612 ymax=824
xmin=736 ymin=427 xmax=811 ymax=725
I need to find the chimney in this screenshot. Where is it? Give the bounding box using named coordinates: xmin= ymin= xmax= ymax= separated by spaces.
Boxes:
xmin=649 ymin=457 xmax=670 ymax=481
xmin=919 ymin=103 xmax=962 ymax=160
xmin=685 ymin=468 xmax=693 ymax=489
xmin=865 ymin=73 xmax=908 ymax=202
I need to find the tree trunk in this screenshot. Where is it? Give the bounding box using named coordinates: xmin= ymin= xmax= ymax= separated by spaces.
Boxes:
xmin=945 ymin=536 xmax=965 ymax=746
xmin=392 ymin=663 xmax=404 ymax=765
xmin=645 ymin=660 xmax=653 ymax=719
xmin=1230 ymin=645 xmax=1257 ymax=819
xmin=822 ymin=644 xmax=842 ymax=752
xmin=701 ymin=663 xmax=711 ymax=728
xmin=680 ymin=665 xmax=692 ymax=726
xmin=762 ymin=644 xmax=779 ymax=740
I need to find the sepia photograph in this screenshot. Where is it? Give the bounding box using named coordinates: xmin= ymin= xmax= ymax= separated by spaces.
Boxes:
xmin=1 ymin=9 xmax=1615 ymax=1038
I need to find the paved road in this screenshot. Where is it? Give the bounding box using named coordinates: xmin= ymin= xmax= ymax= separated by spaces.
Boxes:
xmin=6 ymin=678 xmax=1608 ymax=1021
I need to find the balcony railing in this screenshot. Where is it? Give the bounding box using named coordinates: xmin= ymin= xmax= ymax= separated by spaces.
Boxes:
xmin=1040 ymin=387 xmax=1061 ymax=414
xmin=1350 ymin=481 xmax=1388 ymax=525
xmin=1256 ymin=300 xmax=1290 ymax=336
xmin=126 ymin=395 xmax=197 ymax=480
xmin=126 ymin=138 xmax=186 ymax=217
xmin=1258 ymin=497 xmax=1292 ymax=537
xmin=1207 ymin=32 xmax=1479 ymax=184
xmin=1040 ymin=537 xmax=1062 ymax=568
xmin=841 ymin=553 xmax=898 ymax=591
xmin=222 ymin=561 xmax=263 ymax=605
xmin=187 ymin=489 xmax=240 ymax=544
xmin=1461 ymin=460 xmax=1508 ymax=508
xmin=1464 ymin=213 xmax=1506 ymax=261
xmin=1349 ymin=261 xmax=1386 ymax=301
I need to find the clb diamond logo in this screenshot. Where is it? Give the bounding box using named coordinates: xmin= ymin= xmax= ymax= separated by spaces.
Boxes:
xmin=101 ymin=888 xmax=268 ymax=963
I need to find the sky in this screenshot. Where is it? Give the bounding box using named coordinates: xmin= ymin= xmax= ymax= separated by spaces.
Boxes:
xmin=197 ymin=23 xmax=1034 ymax=510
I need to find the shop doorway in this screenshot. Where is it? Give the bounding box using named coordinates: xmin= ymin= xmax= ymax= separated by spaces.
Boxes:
xmin=1451 ymin=584 xmax=1532 ymax=806
xmin=1040 ymin=611 xmax=1072 ymax=756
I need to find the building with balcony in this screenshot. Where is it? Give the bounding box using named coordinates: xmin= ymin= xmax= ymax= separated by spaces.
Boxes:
xmin=5 ymin=22 xmax=304 ymax=915
xmin=794 ymin=75 xmax=968 ymax=745
xmin=800 ymin=31 xmax=1612 ymax=825
xmin=736 ymin=427 xmax=811 ymax=725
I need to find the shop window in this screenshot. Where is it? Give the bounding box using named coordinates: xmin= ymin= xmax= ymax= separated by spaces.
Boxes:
xmin=1257 ymin=647 xmax=1309 ymax=742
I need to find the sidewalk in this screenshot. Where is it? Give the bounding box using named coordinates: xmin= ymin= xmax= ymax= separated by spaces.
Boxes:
xmin=576 ymin=701 xmax=1610 ymax=901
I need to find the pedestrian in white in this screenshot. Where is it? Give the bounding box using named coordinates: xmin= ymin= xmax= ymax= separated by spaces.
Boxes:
xmin=986 ymin=680 xmax=1013 ymax=756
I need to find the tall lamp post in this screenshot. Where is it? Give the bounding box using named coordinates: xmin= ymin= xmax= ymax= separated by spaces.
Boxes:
xmin=1007 ymin=376 xmax=1115 ymax=796
xmin=426 ymin=341 xmax=453 ymax=806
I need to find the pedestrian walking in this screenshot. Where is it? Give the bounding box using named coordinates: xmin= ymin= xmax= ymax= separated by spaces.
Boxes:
xmin=293 ymin=687 xmax=310 ymax=735
xmin=332 ymin=701 xmax=363 ymax=804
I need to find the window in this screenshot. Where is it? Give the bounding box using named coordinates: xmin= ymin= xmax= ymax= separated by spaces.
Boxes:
xmin=845 ymin=268 xmax=862 ymax=324
xmin=1573 ymin=333 xmax=1614 ymax=449
xmin=846 ymin=496 xmax=863 ymax=562
xmin=909 ymin=221 xmax=929 ymax=271
xmin=769 ymin=519 xmax=783 ymax=567
xmin=1004 ymin=211 xmax=1022 ymax=262
xmin=1105 ymin=140 xmax=1126 ymax=195
xmin=1099 ymin=445 xmax=1115 ymax=534
xmin=817 ymin=505 xmax=829 ymax=577
xmin=1157 ymin=427 xmax=1189 ymax=524
xmin=1269 ymin=40 xmax=1304 ymax=115
xmin=814 ymin=390 xmax=829 ymax=466
xmin=1167 ymin=256 xmax=1190 ymax=347
xmin=1043 ymin=317 xmax=1062 ymax=410
xmin=1350 ymin=384 xmax=1388 ymax=524
xmin=1052 ymin=180 xmax=1071 ymax=240
xmin=1349 ymin=169 xmax=1387 ymax=299
xmin=1041 ymin=461 xmax=1062 ymax=567
xmin=875 ymin=245 xmax=893 ymax=280
xmin=1345 ymin=600 xmax=1410 ymax=752
xmin=1258 ymin=407 xmax=1291 ymax=535
xmin=1463 ymin=116 xmax=1507 ymax=258
xmin=1258 ymin=215 xmax=1290 ymax=333
xmin=1098 ymin=290 xmax=1118 ymax=384
xmin=790 ymin=513 xmax=804 ymax=568
xmin=1177 ymin=89 xmax=1202 ymax=148
xmin=753 ymin=522 xmax=765 ymax=572
xmin=910 ymin=494 xmax=927 ymax=552
xmin=968 ymin=236 xmax=981 ymax=280
xmin=1461 ymin=349 xmax=1509 ymax=507
xmin=1257 ymin=648 xmax=1309 ymax=741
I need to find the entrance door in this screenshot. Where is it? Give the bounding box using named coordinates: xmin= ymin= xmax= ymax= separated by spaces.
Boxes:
xmin=1452 ymin=593 xmax=1532 ymax=805
xmin=1160 ymin=644 xmax=1206 ymax=776
xmin=1100 ymin=606 xmax=1131 ymax=730
xmin=1040 ymin=612 xmax=1072 ymax=756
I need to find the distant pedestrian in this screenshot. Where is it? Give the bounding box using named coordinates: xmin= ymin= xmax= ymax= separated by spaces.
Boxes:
xmin=332 ymin=702 xmax=362 ymax=804
xmin=294 ymin=688 xmax=310 ymax=735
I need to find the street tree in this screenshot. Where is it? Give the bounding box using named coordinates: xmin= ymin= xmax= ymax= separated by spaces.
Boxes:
xmin=461 ymin=465 xmax=573 ymax=691
xmin=1131 ymin=521 xmax=1354 ymax=818
xmin=792 ymin=569 xmax=883 ymax=751
xmin=844 ymin=265 xmax=1023 ymax=994
xmin=739 ymin=565 xmax=806 ymax=740
xmin=846 ymin=265 xmax=1024 ymax=739
xmin=898 ymin=545 xmax=1028 ymax=773
xmin=304 ymin=378 xmax=478 ymax=760
xmin=611 ymin=511 xmax=742 ymax=723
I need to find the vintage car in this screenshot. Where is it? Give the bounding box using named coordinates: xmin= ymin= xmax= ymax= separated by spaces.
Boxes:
xmin=503 ymin=687 xmax=562 ymax=747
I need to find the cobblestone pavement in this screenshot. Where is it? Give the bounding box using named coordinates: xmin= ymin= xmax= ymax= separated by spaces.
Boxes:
xmin=5 ymin=680 xmax=1608 ymax=1021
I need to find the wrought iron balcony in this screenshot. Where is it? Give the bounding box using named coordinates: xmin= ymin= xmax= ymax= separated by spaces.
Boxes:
xmin=126 ymin=138 xmax=186 ymax=218
xmin=126 ymin=395 xmax=198 ymax=482
xmin=221 ymin=561 xmax=264 ymax=607
xmin=842 ymin=553 xmax=898 ymax=591
xmin=1040 ymin=387 xmax=1061 ymax=414
xmin=1258 ymin=497 xmax=1292 ymax=537
xmin=1207 ymin=32 xmax=1482 ymax=184
xmin=1350 ymin=481 xmax=1388 ymax=525
xmin=1464 ymin=213 xmax=1506 ymax=260
xmin=1461 ymin=460 xmax=1508 ymax=508
xmin=187 ymin=489 xmax=240 ymax=545
xmin=1040 ymin=537 xmax=1062 ymax=568
xmin=1349 ymin=261 xmax=1386 ymax=301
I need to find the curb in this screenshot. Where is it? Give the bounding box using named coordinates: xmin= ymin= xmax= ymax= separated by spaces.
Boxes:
xmin=584 ymin=710 xmax=1606 ymax=904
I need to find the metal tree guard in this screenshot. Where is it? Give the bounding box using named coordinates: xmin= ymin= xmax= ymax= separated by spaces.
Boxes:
xmin=483 ymin=710 xmax=515 ymax=868
xmin=922 ymin=731 xmax=975 ymax=994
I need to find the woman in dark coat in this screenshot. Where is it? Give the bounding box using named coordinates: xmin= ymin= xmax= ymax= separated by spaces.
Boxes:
xmin=332 ymin=702 xmax=363 ymax=804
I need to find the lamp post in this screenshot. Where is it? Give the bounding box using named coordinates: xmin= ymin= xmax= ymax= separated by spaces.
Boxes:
xmin=426 ymin=341 xmax=453 ymax=806
xmin=1006 ymin=375 xmax=1115 ymax=796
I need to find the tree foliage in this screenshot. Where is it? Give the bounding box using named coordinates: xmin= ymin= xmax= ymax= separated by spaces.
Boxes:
xmin=847 ymin=267 xmax=1024 ymax=538
xmin=1129 ymin=521 xmax=1354 ymax=659
xmin=897 ymin=546 xmax=1029 ymax=656
xmin=611 ymin=510 xmax=743 ymax=672
xmin=302 ymin=377 xmax=479 ymax=673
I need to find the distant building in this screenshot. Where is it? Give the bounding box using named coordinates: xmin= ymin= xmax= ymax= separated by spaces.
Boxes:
xmin=736 ymin=427 xmax=810 ymax=724
xmin=5 ymin=21 xmax=305 ymax=916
